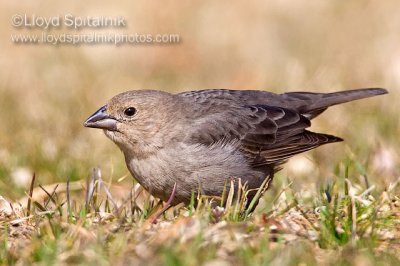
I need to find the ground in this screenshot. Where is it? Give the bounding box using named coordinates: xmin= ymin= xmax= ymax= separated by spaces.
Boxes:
xmin=1 ymin=162 xmax=400 ymax=265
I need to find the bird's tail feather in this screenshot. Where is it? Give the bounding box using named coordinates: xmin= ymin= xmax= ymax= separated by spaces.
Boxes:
xmin=284 ymin=88 xmax=388 ymax=118
xmin=311 ymin=88 xmax=387 ymax=109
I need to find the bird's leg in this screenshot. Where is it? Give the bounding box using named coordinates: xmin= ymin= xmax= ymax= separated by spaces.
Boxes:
xmin=148 ymin=182 xmax=177 ymax=224
xmin=245 ymin=172 xmax=275 ymax=213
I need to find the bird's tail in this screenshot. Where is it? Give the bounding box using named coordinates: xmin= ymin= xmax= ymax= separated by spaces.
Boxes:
xmin=283 ymin=88 xmax=388 ymax=119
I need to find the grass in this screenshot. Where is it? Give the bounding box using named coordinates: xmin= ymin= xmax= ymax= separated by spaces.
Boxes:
xmin=1 ymin=158 xmax=399 ymax=265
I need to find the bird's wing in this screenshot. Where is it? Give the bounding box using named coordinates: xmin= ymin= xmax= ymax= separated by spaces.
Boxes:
xmin=178 ymin=88 xmax=387 ymax=119
xmin=182 ymin=101 xmax=342 ymax=165
xmin=245 ymin=130 xmax=342 ymax=166
xmin=237 ymin=105 xmax=342 ymax=165
xmin=178 ymin=88 xmax=387 ymax=165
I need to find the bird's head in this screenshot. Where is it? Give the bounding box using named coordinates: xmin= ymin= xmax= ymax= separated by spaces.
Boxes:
xmin=84 ymin=90 xmax=182 ymax=156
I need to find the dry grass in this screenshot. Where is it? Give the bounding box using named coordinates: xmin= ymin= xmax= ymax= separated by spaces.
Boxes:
xmin=1 ymin=166 xmax=400 ymax=265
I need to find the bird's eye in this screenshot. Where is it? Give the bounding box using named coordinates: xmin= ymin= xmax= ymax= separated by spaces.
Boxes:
xmin=124 ymin=107 xmax=136 ymax=117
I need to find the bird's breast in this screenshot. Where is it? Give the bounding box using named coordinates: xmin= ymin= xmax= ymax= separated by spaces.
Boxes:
xmin=123 ymin=142 xmax=266 ymax=203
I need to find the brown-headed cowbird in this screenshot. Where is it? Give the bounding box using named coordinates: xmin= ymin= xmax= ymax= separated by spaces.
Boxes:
xmin=84 ymin=88 xmax=387 ymax=205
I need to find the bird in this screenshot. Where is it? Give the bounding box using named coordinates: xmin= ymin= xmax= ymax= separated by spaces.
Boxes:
xmin=84 ymin=88 xmax=387 ymax=207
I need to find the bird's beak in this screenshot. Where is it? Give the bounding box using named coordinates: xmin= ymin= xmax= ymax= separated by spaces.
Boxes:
xmin=84 ymin=105 xmax=118 ymax=131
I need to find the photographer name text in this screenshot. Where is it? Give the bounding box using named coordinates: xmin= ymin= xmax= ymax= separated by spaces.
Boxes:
xmin=12 ymin=14 xmax=127 ymax=30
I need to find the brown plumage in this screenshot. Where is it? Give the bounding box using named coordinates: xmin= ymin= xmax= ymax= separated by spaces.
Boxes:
xmin=84 ymin=88 xmax=387 ymax=206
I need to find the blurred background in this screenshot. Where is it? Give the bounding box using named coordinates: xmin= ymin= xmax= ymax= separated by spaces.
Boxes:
xmin=1 ymin=1 xmax=399 ymax=199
